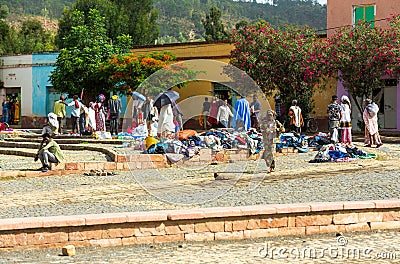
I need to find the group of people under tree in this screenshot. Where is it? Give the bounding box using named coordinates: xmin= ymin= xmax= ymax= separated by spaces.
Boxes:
xmin=49 ymin=93 xmax=122 ymax=137
xmin=201 ymin=94 xmax=262 ymax=132
xmin=286 ymin=93 xmax=382 ymax=148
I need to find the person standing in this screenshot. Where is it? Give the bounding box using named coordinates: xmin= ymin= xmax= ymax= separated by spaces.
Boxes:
xmin=41 ymin=113 xmax=59 ymax=137
xmin=250 ymin=94 xmax=261 ymax=131
xmin=157 ymin=104 xmax=175 ymax=139
xmin=274 ymin=96 xmax=282 ymax=122
xmin=261 ymin=110 xmax=277 ymax=173
xmin=34 ymin=132 xmax=64 ymax=172
xmin=327 ymin=95 xmax=341 ymax=143
xmin=132 ymin=95 xmax=144 ymax=128
xmin=288 ymin=100 xmax=303 ymax=133
xmin=217 ymin=99 xmax=233 ymax=128
xmin=53 ymin=95 xmax=66 ymax=134
xmin=1 ymin=97 xmax=9 ymax=123
xmin=232 ymin=95 xmax=251 ymax=131
xmin=93 ymin=94 xmax=106 ymax=132
xmin=79 ymin=102 xmax=87 ymax=135
xmin=208 ymin=97 xmax=219 ymax=128
xmin=340 ymin=95 xmax=352 ymax=144
xmin=201 ymin=97 xmax=211 ymax=130
xmin=142 ymin=96 xmax=158 ymax=136
xmin=87 ymin=102 xmax=96 ymax=132
xmin=172 ymin=101 xmax=184 ymax=131
xmin=67 ymin=95 xmax=82 ymax=135
xmin=363 ymin=98 xmax=382 ymax=148
xmin=108 ymin=94 xmax=121 ymax=135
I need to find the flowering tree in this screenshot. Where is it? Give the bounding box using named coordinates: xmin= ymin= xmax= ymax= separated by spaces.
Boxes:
xmin=327 ymin=17 xmax=400 ymax=114
xmin=230 ymin=21 xmax=329 ymax=116
xmin=101 ymin=52 xmax=198 ymax=95
xmin=388 ymin=14 xmax=400 ymax=75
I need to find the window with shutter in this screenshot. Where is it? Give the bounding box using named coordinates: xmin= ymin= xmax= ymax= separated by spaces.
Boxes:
xmin=353 ymin=5 xmax=375 ymax=27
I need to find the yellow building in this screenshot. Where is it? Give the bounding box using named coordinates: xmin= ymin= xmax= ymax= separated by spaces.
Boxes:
xmin=131 ymin=40 xmax=336 ymax=129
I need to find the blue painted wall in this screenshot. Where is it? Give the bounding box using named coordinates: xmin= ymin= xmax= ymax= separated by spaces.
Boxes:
xmin=22 ymin=53 xmax=132 ymax=118
xmin=32 ymin=53 xmax=58 ymax=116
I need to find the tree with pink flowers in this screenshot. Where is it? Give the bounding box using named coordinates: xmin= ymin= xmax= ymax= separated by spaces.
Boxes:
xmin=230 ymin=21 xmax=330 ymax=116
xmin=327 ymin=17 xmax=400 ymax=114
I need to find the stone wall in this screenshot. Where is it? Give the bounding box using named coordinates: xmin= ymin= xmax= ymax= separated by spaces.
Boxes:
xmin=1 ymin=200 xmax=400 ymax=251
xmin=0 ymin=148 xmax=259 ymax=178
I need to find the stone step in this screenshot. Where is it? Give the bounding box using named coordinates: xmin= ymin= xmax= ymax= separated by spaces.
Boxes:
xmin=0 ymin=142 xmax=117 ymax=161
xmin=0 ymin=147 xmax=111 ymax=162
xmin=4 ymin=137 xmax=125 ymax=145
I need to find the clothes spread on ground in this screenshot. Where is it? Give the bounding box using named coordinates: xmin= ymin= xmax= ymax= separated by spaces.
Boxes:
xmin=309 ymin=143 xmax=372 ymax=163
xmin=276 ymin=133 xmax=309 ymax=153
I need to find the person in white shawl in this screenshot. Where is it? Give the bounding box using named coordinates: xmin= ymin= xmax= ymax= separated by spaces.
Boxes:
xmin=340 ymin=95 xmax=352 ymax=144
xmin=288 ymin=100 xmax=303 ymax=133
xmin=363 ymin=98 xmax=382 ymax=147
xmin=87 ymin=102 xmax=96 ymax=132
xmin=157 ymin=104 xmax=175 ymax=139
xmin=42 ymin=112 xmax=59 ymax=136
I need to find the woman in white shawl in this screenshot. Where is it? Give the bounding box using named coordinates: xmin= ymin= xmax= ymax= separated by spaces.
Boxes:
xmin=340 ymin=95 xmax=352 ymax=144
xmin=157 ymin=104 xmax=175 ymax=139
xmin=363 ymin=98 xmax=382 ymax=147
xmin=87 ymin=102 xmax=96 ymax=132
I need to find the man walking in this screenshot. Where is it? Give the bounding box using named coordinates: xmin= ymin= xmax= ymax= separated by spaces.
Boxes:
xmin=53 ymin=95 xmax=66 ymax=134
xmin=34 ymin=132 xmax=64 ymax=172
xmin=327 ymin=95 xmax=342 ymax=143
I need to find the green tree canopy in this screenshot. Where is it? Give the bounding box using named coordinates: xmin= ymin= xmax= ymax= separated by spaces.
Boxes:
xmin=50 ymin=8 xmax=132 ymax=102
xmin=56 ymin=0 xmax=158 ymax=49
xmin=202 ymin=6 xmax=229 ymax=41
xmin=18 ymin=18 xmax=56 ymax=53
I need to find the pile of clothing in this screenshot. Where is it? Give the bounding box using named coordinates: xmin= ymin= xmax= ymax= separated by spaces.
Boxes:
xmin=309 ymin=144 xmax=376 ymax=163
xmin=307 ymin=132 xmax=331 ymax=149
xmin=0 ymin=122 xmax=9 ymax=132
xmin=143 ymin=128 xmax=264 ymax=162
xmin=276 ymin=133 xmax=309 ymax=153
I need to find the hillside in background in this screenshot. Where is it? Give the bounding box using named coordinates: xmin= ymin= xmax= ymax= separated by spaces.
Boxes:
xmin=1 ymin=0 xmax=326 ymax=43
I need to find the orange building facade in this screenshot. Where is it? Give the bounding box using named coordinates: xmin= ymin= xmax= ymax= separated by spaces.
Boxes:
xmin=327 ymin=0 xmax=400 ymax=131
xmin=327 ymin=0 xmax=400 ymax=37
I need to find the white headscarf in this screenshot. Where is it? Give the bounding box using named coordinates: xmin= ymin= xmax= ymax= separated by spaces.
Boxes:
xmin=341 ymin=95 xmax=350 ymax=104
xmin=47 ymin=112 xmax=59 ymax=129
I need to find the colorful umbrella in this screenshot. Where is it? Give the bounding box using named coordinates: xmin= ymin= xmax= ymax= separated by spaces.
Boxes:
xmin=153 ymin=90 xmax=180 ymax=110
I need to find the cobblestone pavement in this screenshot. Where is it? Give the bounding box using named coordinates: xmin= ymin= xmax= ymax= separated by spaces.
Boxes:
xmin=1 ymin=229 xmax=400 ymax=263
xmin=0 ymin=142 xmax=399 ymax=218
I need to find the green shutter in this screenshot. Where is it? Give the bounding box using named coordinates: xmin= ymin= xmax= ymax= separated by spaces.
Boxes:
xmin=365 ymin=5 xmax=375 ymax=27
xmin=354 ymin=6 xmax=365 ymax=25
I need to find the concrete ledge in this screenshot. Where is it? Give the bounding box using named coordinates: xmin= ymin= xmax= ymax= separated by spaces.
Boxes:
xmin=1 ymin=200 xmax=400 ymax=250
xmin=0 ymin=148 xmax=258 ymax=178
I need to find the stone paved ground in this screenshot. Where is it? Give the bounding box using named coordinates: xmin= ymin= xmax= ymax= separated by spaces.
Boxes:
xmin=1 ymin=229 xmax=400 ymax=263
xmin=0 ymin=142 xmax=399 ymax=218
